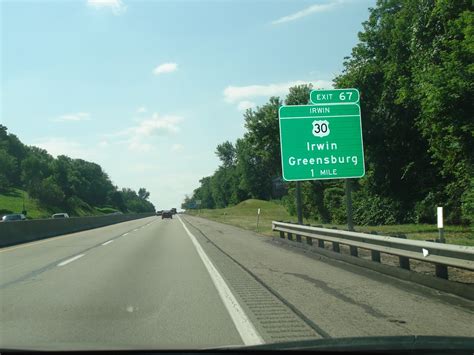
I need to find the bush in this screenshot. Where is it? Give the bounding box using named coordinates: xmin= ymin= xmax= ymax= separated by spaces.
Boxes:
xmin=34 ymin=177 xmax=65 ymax=207
xmin=352 ymin=193 xmax=400 ymax=225
xmin=414 ymin=192 xmax=439 ymax=224
xmin=461 ymin=178 xmax=474 ymax=226
xmin=66 ymin=196 xmax=93 ymax=215
xmin=281 ymin=194 xmax=296 ymax=216
xmin=323 ymin=187 xmax=346 ymax=224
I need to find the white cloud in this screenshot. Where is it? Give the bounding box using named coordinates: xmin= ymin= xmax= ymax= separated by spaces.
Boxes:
xmin=153 ymin=62 xmax=178 ymax=75
xmin=272 ymin=1 xmax=343 ymax=25
xmin=171 ymin=143 xmax=184 ymax=152
xmin=224 ymin=80 xmax=333 ymax=103
xmin=53 ymin=112 xmax=91 ymax=122
xmin=136 ymin=106 xmax=147 ymax=114
xmin=133 ymin=114 xmax=181 ymax=136
xmin=237 ymin=100 xmax=256 ymax=111
xmin=35 ymin=138 xmax=95 ymax=160
xmin=108 ymin=113 xmax=183 ymax=152
xmin=87 ymin=0 xmax=126 ymax=15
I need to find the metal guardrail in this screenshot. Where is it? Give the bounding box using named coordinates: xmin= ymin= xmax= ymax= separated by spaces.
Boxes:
xmin=272 ymin=221 xmax=474 ymax=280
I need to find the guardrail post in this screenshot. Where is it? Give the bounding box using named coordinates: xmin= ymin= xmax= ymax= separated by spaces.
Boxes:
xmin=304 ymin=224 xmax=312 ymax=245
xmin=279 ymin=231 xmax=285 ymax=238
xmin=287 ymin=232 xmax=293 ymax=241
xmin=399 ymin=256 xmax=410 ymax=270
xmin=333 ymin=242 xmax=340 ymax=253
xmin=318 ymin=239 xmax=325 ymax=248
xmin=435 ymin=264 xmax=448 ymax=279
xmin=349 ymin=246 xmax=358 ymax=257
xmin=371 ymin=250 xmax=381 ymax=262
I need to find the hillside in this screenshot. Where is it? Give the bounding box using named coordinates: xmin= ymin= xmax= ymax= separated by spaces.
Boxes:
xmin=0 ymin=125 xmax=155 ymax=217
xmin=0 ymin=188 xmax=122 ymax=219
xmin=186 ymin=199 xmax=473 ymax=246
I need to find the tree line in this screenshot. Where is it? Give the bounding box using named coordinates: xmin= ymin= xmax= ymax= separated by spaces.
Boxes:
xmin=183 ymin=0 xmax=473 ymax=226
xmin=0 ymin=125 xmax=155 ymax=215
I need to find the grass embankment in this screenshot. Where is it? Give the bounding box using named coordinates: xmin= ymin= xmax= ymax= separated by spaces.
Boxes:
xmin=186 ymin=199 xmax=473 ymax=246
xmin=0 ymin=188 xmax=118 ymax=219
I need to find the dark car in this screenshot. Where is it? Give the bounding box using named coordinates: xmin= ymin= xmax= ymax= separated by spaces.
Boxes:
xmin=162 ymin=210 xmax=173 ymax=219
xmin=1 ymin=213 xmax=26 ymax=222
xmin=156 ymin=210 xmax=163 ymax=216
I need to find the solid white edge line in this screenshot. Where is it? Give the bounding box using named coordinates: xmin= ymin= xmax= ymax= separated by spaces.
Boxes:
xmin=57 ymin=254 xmax=85 ymax=267
xmin=102 ymin=240 xmax=114 ymax=246
xmin=177 ymin=215 xmax=264 ymax=346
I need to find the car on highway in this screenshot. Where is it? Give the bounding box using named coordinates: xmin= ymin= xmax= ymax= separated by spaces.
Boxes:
xmin=52 ymin=213 xmax=69 ymax=219
xmin=1 ymin=213 xmax=26 ymax=222
xmin=161 ymin=210 xmax=173 ymax=219
xmin=156 ymin=210 xmax=163 ymax=216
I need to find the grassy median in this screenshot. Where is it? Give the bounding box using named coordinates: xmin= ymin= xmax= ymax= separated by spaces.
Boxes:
xmin=186 ymin=199 xmax=473 ymax=246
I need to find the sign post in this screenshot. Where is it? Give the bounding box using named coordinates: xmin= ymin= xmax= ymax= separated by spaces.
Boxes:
xmin=279 ymin=88 xmax=364 ymax=231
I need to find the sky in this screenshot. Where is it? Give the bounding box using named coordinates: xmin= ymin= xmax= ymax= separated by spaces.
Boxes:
xmin=1 ymin=0 xmax=376 ymax=210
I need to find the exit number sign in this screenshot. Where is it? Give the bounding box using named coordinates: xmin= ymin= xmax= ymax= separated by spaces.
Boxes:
xmin=279 ymin=89 xmax=365 ymax=181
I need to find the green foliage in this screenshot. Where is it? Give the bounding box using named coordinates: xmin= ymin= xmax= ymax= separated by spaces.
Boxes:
xmin=34 ymin=176 xmax=65 ymax=207
xmin=0 ymin=124 xmax=155 ymax=216
xmin=184 ymin=1 xmax=472 ymax=227
xmin=138 ymin=187 xmax=150 ymax=200
xmin=323 ymin=187 xmax=346 ymax=224
xmin=461 ymin=178 xmax=474 ymax=225
xmin=414 ymin=192 xmax=440 ymax=224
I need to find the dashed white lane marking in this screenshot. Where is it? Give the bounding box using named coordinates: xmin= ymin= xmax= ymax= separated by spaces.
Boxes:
xmin=57 ymin=254 xmax=85 ymax=267
xmin=177 ymin=215 xmax=264 ymax=346
xmin=102 ymin=240 xmax=114 ymax=246
xmin=122 ymin=233 xmax=129 ymax=236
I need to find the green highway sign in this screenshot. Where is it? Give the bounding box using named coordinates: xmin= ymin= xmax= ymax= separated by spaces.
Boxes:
xmin=279 ymin=103 xmax=365 ymax=181
xmin=310 ymin=88 xmax=359 ymax=105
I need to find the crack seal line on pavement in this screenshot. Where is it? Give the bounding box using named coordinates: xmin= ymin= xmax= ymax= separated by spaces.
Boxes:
xmin=180 ymin=215 xmax=331 ymax=339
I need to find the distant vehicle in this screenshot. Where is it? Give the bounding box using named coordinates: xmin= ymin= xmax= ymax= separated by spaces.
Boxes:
xmin=156 ymin=210 xmax=163 ymax=216
xmin=162 ymin=210 xmax=173 ymax=219
xmin=170 ymin=208 xmax=177 ymax=215
xmin=1 ymin=213 xmax=26 ymax=222
xmin=52 ymin=213 xmax=69 ymax=219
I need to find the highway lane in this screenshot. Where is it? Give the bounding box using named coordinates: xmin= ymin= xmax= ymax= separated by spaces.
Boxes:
xmin=0 ymin=217 xmax=246 ymax=350
xmin=1 ymin=215 xmax=473 ymax=351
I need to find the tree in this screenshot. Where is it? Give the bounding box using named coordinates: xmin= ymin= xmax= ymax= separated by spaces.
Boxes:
xmin=34 ymin=177 xmax=65 ymax=207
xmin=138 ymin=187 xmax=150 ymax=200
xmin=215 ymin=141 xmax=236 ymax=168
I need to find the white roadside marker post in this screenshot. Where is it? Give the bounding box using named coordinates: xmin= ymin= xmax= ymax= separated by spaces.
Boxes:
xmin=436 ymin=206 xmax=448 ymax=279
xmin=437 ymin=206 xmax=445 ymax=243
xmin=256 ymin=208 xmax=261 ymax=233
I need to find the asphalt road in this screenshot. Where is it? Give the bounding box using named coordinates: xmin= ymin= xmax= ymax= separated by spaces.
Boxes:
xmin=1 ymin=215 xmax=473 ymax=350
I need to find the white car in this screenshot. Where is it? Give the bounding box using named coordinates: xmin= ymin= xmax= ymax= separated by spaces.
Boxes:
xmin=52 ymin=213 xmax=69 ymax=219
